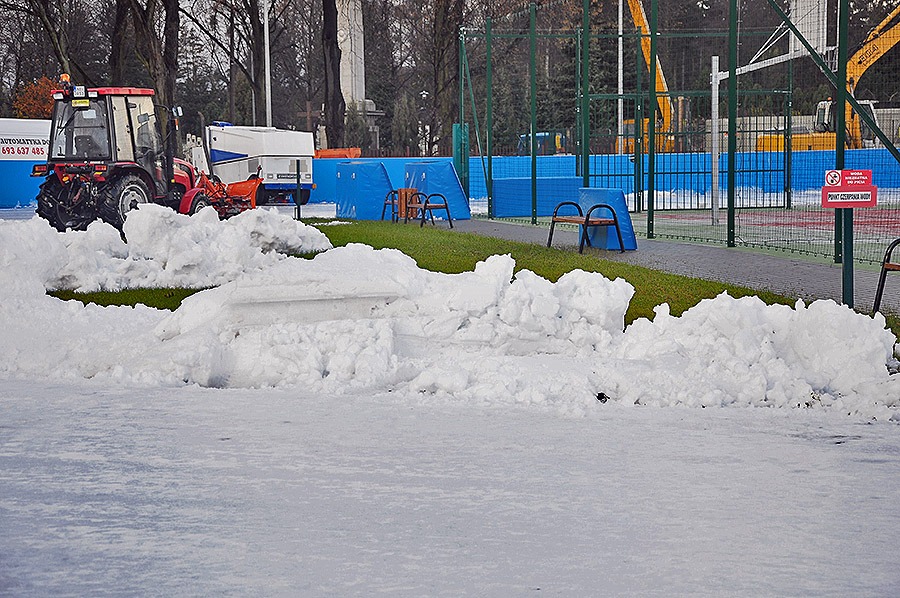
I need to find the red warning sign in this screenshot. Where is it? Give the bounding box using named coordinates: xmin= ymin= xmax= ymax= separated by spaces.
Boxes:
xmin=821 ymin=169 xmax=877 ymax=208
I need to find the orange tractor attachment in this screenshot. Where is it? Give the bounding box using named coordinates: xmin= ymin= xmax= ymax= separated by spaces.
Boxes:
xmin=178 ymin=171 xmax=263 ymax=219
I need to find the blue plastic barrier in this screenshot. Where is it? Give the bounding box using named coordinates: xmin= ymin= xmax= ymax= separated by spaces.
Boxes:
xmin=312 ymin=157 xmax=455 ymax=204
xmin=403 ymin=161 xmax=471 ymax=220
xmin=0 ymin=161 xmax=43 ymax=208
xmin=334 ymin=161 xmax=394 ymax=220
xmin=579 ymin=188 xmax=637 ymax=251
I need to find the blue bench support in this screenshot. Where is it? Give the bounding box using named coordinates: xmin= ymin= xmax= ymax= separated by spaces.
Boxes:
xmin=547 ymin=201 xmax=625 ymax=254
xmin=579 ymin=188 xmax=637 ymax=251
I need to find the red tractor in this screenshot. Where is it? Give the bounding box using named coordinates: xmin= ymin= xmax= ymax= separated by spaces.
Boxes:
xmin=32 ymin=76 xmax=197 ymax=231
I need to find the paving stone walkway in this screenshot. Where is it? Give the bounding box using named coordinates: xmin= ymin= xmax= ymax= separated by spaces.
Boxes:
xmin=450 ymin=217 xmax=900 ymax=315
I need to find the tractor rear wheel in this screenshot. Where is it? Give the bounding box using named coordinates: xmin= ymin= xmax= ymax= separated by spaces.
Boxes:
xmin=189 ymin=193 xmax=213 ymax=215
xmin=36 ymin=178 xmax=97 ymax=232
xmin=36 ymin=178 xmax=70 ymax=232
xmin=99 ymin=174 xmax=152 ymax=230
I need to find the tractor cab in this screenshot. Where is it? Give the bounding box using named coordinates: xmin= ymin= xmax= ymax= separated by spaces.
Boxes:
xmin=46 ymin=82 xmax=167 ymax=194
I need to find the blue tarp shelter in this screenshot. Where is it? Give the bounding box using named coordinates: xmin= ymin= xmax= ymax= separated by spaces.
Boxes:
xmin=403 ymin=161 xmax=471 ymax=220
xmin=334 ymin=161 xmax=394 ymax=220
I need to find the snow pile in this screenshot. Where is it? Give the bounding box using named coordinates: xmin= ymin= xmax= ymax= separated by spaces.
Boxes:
xmin=0 ymin=204 xmax=332 ymax=294
xmin=0 ymin=209 xmax=897 ymax=420
xmin=601 ymin=296 xmax=898 ymax=419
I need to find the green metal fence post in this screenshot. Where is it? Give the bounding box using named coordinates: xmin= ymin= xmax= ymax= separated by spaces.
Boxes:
xmin=786 ymin=61 xmax=793 ymax=210
xmin=459 ymin=28 xmax=465 ymax=131
xmin=530 ymin=2 xmax=538 ymax=224
xmin=486 ymin=18 xmax=493 ymax=219
xmin=837 ymin=0 xmax=853 ymax=306
xmin=635 ymin=39 xmax=643 ymax=214
xmin=726 ymin=0 xmax=737 ymax=247
xmin=455 ymin=30 xmax=468 ymax=196
xmin=581 ymin=0 xmax=590 ymax=188
xmin=647 ymin=0 xmax=657 ymax=238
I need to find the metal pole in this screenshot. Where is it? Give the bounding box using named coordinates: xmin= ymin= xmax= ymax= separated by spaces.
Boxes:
xmin=647 ymin=0 xmax=657 ymax=238
xmin=837 ymin=0 xmax=852 ymax=306
xmin=581 ymin=0 xmax=590 ymax=188
xmin=727 ymin=0 xmax=737 ymax=247
xmin=711 ymin=56 xmax=720 ymax=225
xmin=264 ymin=0 xmax=272 ymax=127
xmin=530 ymin=2 xmax=538 ymax=224
xmin=634 ymin=41 xmax=643 ymax=213
xmin=486 ymin=18 xmax=494 ymax=218
xmin=459 ymin=30 xmax=465 ymax=127
xmin=617 ymin=0 xmax=623 ymax=154
xmin=786 ymin=60 xmax=793 ymax=210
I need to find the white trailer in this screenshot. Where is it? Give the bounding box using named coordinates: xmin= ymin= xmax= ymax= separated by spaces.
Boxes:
xmin=206 ymin=123 xmax=315 ymax=205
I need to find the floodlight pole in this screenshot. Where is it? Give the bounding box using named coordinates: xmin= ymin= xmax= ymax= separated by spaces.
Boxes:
xmin=264 ymin=0 xmax=273 ymax=127
xmin=836 ymin=0 xmax=853 ymax=306
xmin=530 ymin=2 xmax=537 ymax=224
xmin=617 ymin=0 xmax=623 ymax=154
xmin=581 ymin=0 xmax=590 ymax=188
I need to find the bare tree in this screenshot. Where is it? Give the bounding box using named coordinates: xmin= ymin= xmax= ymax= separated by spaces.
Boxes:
xmin=108 ymin=0 xmax=130 ymax=84
xmin=322 ymin=0 xmax=343 ymax=146
xmin=128 ymin=0 xmax=180 ymax=109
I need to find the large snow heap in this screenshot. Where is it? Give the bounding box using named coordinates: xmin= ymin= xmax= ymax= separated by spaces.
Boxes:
xmin=1 ymin=204 xmax=897 ymax=420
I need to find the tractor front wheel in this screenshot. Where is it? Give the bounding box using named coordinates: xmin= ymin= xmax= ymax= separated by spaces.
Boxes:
xmin=255 ymin=187 xmax=271 ymax=205
xmin=99 ymin=174 xmax=152 ymax=230
xmin=189 ymin=193 xmax=213 ymax=215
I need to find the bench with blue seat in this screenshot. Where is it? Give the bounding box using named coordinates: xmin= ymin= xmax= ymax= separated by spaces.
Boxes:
xmin=547 ymin=188 xmax=637 ymax=253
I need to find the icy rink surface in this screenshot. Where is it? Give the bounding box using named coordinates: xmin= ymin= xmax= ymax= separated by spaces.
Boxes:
xmin=2 ymin=380 xmax=900 ymax=597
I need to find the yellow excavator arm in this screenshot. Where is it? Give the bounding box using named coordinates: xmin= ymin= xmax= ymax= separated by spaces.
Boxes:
xmin=625 ymin=0 xmax=673 ymax=135
xmin=847 ymin=4 xmax=900 ymax=96
xmin=843 ymin=3 xmax=900 ymax=147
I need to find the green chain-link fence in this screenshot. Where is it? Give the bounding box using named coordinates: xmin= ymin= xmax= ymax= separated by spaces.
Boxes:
xmin=459 ymin=0 xmax=900 ymax=266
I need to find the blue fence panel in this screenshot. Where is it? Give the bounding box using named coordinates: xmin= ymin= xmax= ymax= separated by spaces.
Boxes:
xmin=492 ymin=177 xmax=584 ymax=218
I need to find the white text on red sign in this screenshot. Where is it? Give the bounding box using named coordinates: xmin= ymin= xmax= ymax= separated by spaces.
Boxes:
xmin=824 ymin=169 xmax=872 ymax=186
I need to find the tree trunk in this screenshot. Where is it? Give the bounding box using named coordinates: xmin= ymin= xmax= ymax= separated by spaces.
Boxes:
xmin=322 ymin=0 xmax=345 ymax=148
xmin=161 ymin=0 xmax=179 ymax=109
xmin=246 ymin=0 xmax=265 ymax=125
xmin=432 ymin=0 xmax=462 ymax=155
xmin=229 ymin=9 xmax=236 ymax=122
xmin=108 ymin=0 xmax=130 ymax=84
xmin=128 ymin=0 xmax=179 ymax=110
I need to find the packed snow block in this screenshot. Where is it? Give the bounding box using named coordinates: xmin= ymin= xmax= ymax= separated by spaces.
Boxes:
xmin=579 ymin=188 xmax=637 ymax=251
xmin=403 ymin=161 xmax=471 ymax=220
xmin=491 ymin=177 xmax=583 ymax=218
xmin=334 ymin=161 xmax=395 ymax=220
